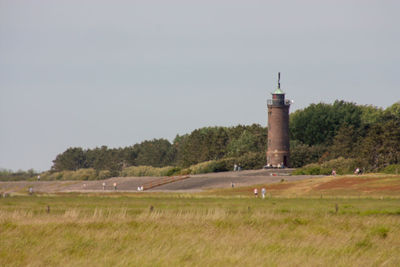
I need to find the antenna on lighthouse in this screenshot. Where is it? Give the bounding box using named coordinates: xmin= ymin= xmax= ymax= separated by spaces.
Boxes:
xmin=278 ymin=72 xmax=281 ymax=88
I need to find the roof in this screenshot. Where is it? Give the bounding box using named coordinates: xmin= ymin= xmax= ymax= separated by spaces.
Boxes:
xmin=273 ymin=87 xmax=285 ymax=94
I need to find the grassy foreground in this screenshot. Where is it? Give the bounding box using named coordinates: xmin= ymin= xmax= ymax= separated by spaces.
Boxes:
xmin=1 ymin=193 xmax=400 ymax=266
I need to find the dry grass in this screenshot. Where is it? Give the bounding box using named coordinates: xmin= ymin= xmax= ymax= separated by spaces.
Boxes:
xmin=210 ymin=174 xmax=400 ymax=199
xmin=1 ymin=193 xmax=400 ymax=266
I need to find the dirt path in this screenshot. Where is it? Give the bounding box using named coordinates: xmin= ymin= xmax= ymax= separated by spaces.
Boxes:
xmin=149 ymin=170 xmax=315 ymax=192
xmin=0 ymin=169 xmax=321 ymax=194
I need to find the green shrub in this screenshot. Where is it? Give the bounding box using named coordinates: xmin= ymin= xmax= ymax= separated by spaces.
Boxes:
xmin=39 ymin=171 xmax=62 ymax=181
xmin=185 ymin=157 xmax=238 ymax=175
xmin=292 ymin=164 xmax=331 ymax=175
xmin=39 ymin=169 xmax=98 ymax=181
xmin=0 ymin=169 xmax=38 ymax=181
xmin=235 ymin=152 xmax=266 ymax=170
xmin=293 ymin=157 xmax=361 ymax=175
xmin=179 ymin=168 xmax=191 ymax=175
xmin=97 ymin=170 xmax=112 ymax=180
xmin=165 ymin=167 xmax=182 ymax=176
xmin=70 ymin=169 xmax=97 ymax=180
xmin=380 ymin=164 xmax=400 ymax=174
xmin=120 ymin=166 xmax=175 ymax=177
xmin=212 ymin=158 xmax=236 ymax=172
xmin=43 ymin=169 xmax=91 ymax=180
xmin=320 ymin=157 xmax=360 ymax=174
xmin=187 ymin=161 xmax=219 ymax=175
xmin=178 ymin=152 xmax=265 ymax=175
xmin=22 ymin=166 xmax=182 ymax=181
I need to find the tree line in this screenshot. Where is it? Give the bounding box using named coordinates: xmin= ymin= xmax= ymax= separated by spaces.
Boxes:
xmin=3 ymin=100 xmax=397 ymax=180
xmin=289 ymin=100 xmax=400 ymax=170
xmin=50 ymin=100 xmax=399 ymax=175
xmin=51 ymin=123 xmax=268 ymax=176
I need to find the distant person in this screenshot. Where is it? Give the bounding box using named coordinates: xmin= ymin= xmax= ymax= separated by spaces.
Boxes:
xmin=37 ymin=175 xmax=40 ymax=182
xmin=29 ymin=187 xmax=33 ymax=195
xmin=254 ymin=188 xmax=258 ymax=198
xmin=238 ymin=165 xmax=242 ymax=171
xmin=331 ymin=169 xmax=336 ymax=176
xmin=261 ymin=187 xmax=266 ymax=199
xmin=102 ymin=182 xmax=106 ymax=190
xmin=354 ymin=168 xmax=361 ymax=175
xmin=83 ymin=183 xmax=87 ymax=189
xmin=113 ymin=182 xmax=117 ymax=190
xmin=231 ymin=182 xmax=235 ymax=188
xmin=234 ymin=164 xmax=237 ymax=171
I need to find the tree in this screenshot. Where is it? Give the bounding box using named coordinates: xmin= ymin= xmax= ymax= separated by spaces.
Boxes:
xmin=52 ymin=147 xmax=87 ymax=171
xmin=135 ymin=139 xmax=175 ymax=167
xmin=360 ymin=105 xmax=384 ymax=126
xmin=175 ymin=127 xmax=230 ymax=167
xmin=359 ymin=114 xmax=400 ymax=169
xmin=290 ymin=141 xmax=327 ymax=168
xmin=290 ymin=100 xmax=363 ymax=146
xmin=227 ymin=130 xmax=258 ymax=157
xmin=328 ymin=124 xmax=359 ymax=159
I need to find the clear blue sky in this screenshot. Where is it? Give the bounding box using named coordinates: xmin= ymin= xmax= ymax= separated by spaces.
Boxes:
xmin=1 ymin=0 xmax=399 ymax=171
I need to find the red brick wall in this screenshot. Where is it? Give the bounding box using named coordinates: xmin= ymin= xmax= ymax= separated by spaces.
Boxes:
xmin=266 ymin=104 xmax=290 ymax=167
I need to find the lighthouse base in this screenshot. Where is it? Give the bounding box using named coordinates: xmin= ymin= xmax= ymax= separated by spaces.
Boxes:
xmin=266 ymin=150 xmax=289 ymax=168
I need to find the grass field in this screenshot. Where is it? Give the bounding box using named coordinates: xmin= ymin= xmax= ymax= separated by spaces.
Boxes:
xmin=1 ymin=188 xmax=400 ymax=266
xmin=210 ymin=174 xmax=400 ymax=198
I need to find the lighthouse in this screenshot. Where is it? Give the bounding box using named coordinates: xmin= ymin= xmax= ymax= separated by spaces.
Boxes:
xmin=266 ymin=73 xmax=291 ymax=167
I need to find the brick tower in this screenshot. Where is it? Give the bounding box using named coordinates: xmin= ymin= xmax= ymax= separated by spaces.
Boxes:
xmin=266 ymin=73 xmax=291 ymax=167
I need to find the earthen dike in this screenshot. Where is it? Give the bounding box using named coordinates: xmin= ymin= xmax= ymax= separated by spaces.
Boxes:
xmin=0 ymin=169 xmax=320 ymax=194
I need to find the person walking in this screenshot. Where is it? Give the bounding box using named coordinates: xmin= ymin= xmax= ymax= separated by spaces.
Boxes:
xmin=254 ymin=188 xmax=258 ymax=198
xmin=113 ymin=182 xmax=117 ymax=190
xmin=102 ymin=182 xmax=106 ymax=190
xmin=261 ymin=187 xmax=266 ymax=199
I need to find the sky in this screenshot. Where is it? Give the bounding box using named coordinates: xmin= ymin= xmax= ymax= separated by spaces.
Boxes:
xmin=1 ymin=0 xmax=399 ymax=171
